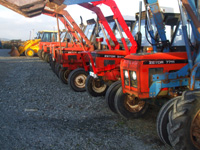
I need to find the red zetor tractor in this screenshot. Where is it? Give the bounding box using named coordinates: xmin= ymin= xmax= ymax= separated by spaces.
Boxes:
xmin=48 ymin=9 xmax=95 ymax=80
xmin=113 ymin=0 xmax=200 ymax=149
xmin=68 ymin=2 xmax=136 ymax=92
xmin=76 ymin=0 xmax=137 ymax=97
xmin=38 ymin=31 xmax=70 ymax=62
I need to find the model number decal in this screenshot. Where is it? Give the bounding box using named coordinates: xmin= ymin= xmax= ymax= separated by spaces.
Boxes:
xmin=143 ymin=60 xmax=187 ymax=65
xmin=104 ymin=55 xmax=116 ymax=58
xmin=95 ymin=54 xmax=125 ymax=58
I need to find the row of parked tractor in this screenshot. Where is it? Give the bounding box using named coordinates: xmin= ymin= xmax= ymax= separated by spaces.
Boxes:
xmin=6 ymin=0 xmax=200 ymax=149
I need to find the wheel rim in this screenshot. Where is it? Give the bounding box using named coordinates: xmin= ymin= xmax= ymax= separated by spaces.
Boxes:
xmin=91 ymin=78 xmax=107 ymax=93
xmin=42 ymin=52 xmax=44 ymax=58
xmin=191 ymin=110 xmax=200 ymax=149
xmin=63 ymin=70 xmax=70 ymax=81
xmin=27 ymin=50 xmax=33 ymax=56
xmin=124 ymin=95 xmax=145 ymax=113
xmin=74 ymin=74 xmax=87 ymax=88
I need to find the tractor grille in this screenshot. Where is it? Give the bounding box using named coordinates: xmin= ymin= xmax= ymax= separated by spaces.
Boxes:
xmin=68 ymin=55 xmax=77 ymax=60
xmin=104 ymin=60 xmax=115 ymax=66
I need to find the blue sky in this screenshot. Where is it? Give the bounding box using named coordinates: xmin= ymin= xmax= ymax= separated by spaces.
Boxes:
xmin=0 ymin=0 xmax=178 ymax=41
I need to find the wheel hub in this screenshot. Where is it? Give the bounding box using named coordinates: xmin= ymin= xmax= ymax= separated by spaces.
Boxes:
xmin=27 ymin=50 xmax=33 ymax=56
xmin=191 ymin=110 xmax=200 ymax=149
xmin=92 ymin=79 xmax=107 ymax=93
xmin=64 ymin=70 xmax=70 ymax=81
xmin=124 ymin=95 xmax=145 ymax=113
xmin=74 ymin=74 xmax=87 ymax=88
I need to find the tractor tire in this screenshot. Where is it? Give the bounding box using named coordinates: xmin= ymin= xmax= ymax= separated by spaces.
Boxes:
xmin=38 ymin=49 xmax=42 ymax=59
xmin=44 ymin=53 xmax=50 ymax=63
xmin=25 ymin=48 xmax=35 ymax=57
xmin=59 ymin=69 xmax=70 ymax=84
xmin=41 ymin=50 xmax=45 ymax=60
xmin=49 ymin=54 xmax=52 ymax=64
xmin=68 ymin=68 xmax=88 ymax=92
xmin=86 ymin=75 xmax=108 ymax=97
xmin=167 ymin=90 xmax=200 ymax=150
xmin=55 ymin=63 xmax=61 ymax=77
xmin=156 ymin=96 xmax=180 ymax=146
xmin=105 ymin=80 xmax=121 ymax=113
xmin=50 ymin=60 xmax=56 ymax=73
xmin=114 ymin=87 xmax=148 ymax=119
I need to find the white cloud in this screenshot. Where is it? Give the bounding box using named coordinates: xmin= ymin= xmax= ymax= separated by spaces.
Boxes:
xmin=0 ymin=0 xmax=179 ymax=41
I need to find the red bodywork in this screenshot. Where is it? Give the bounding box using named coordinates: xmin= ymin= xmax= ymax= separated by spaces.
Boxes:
xmin=88 ymin=0 xmax=137 ymax=82
xmin=39 ymin=9 xmax=91 ymax=57
xmin=89 ymin=50 xmax=127 ymax=81
xmin=50 ymin=2 xmax=122 ymax=75
xmin=120 ymin=52 xmax=188 ymax=99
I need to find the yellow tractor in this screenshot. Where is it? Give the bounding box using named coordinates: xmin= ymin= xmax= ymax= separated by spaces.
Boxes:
xmin=18 ymin=30 xmax=57 ymax=57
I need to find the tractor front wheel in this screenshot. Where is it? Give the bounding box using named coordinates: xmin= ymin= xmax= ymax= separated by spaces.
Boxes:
xmin=167 ymin=90 xmax=200 ymax=150
xmin=37 ymin=49 xmax=42 ymax=59
xmin=156 ymin=96 xmax=180 ymax=146
xmin=50 ymin=60 xmax=56 ymax=72
xmin=44 ymin=53 xmax=50 ymax=63
xmin=114 ymin=87 xmax=148 ymax=119
xmin=41 ymin=50 xmax=45 ymax=60
xmin=68 ymin=68 xmax=88 ymax=92
xmin=55 ymin=63 xmax=61 ymax=77
xmin=25 ymin=49 xmax=35 ymax=57
xmin=105 ymin=80 xmax=121 ymax=113
xmin=86 ymin=75 xmax=108 ymax=97
xmin=59 ymin=69 xmax=70 ymax=84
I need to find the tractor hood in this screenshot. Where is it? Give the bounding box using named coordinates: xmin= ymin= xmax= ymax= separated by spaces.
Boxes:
xmin=0 ymin=0 xmax=100 ymax=17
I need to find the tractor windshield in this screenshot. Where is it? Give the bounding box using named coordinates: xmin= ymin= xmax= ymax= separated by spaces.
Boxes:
xmin=114 ymin=21 xmax=133 ymax=44
xmin=98 ymin=21 xmax=115 ymax=45
xmin=171 ymin=22 xmax=195 ymax=48
xmin=128 ymin=16 xmax=177 ymax=50
xmin=60 ymin=32 xmax=67 ymax=42
xmin=36 ymin=32 xmax=42 ymax=39
xmin=41 ymin=32 xmax=58 ymax=42
xmin=129 ymin=19 xmax=157 ymax=47
xmin=84 ymin=24 xmax=96 ymax=41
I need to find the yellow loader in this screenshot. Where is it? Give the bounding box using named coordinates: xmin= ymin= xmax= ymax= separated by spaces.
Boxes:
xmin=15 ymin=30 xmax=57 ymax=57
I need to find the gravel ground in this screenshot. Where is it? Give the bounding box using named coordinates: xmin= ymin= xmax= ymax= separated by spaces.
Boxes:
xmin=0 ymin=49 xmax=172 ymax=150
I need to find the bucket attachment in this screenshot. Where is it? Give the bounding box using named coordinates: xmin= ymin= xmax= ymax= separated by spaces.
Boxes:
xmin=9 ymin=46 xmax=20 ymax=57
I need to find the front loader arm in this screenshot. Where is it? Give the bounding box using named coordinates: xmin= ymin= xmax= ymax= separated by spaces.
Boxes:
xmin=42 ymin=9 xmax=80 ymax=42
xmin=91 ymin=0 xmax=138 ymax=54
xmin=79 ymin=3 xmax=120 ymax=50
xmin=57 ymin=9 xmax=94 ymax=51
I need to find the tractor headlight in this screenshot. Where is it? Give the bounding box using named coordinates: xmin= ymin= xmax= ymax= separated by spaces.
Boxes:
xmin=132 ymin=71 xmax=137 ymax=80
xmin=130 ymin=71 xmax=137 ymax=87
xmin=123 ymin=70 xmax=129 ymax=86
xmin=124 ymin=70 xmax=129 ymax=79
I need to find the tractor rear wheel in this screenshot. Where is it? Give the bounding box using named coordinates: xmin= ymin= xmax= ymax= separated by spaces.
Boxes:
xmin=59 ymin=69 xmax=70 ymax=84
xmin=156 ymin=96 xmax=180 ymax=146
xmin=105 ymin=81 xmax=121 ymax=113
xmin=114 ymin=87 xmax=148 ymax=119
xmin=68 ymin=68 xmax=88 ymax=92
xmin=86 ymin=75 xmax=108 ymax=97
xmin=167 ymin=90 xmax=200 ymax=150
xmin=44 ymin=53 xmax=50 ymax=63
xmin=25 ymin=48 xmax=34 ymax=57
